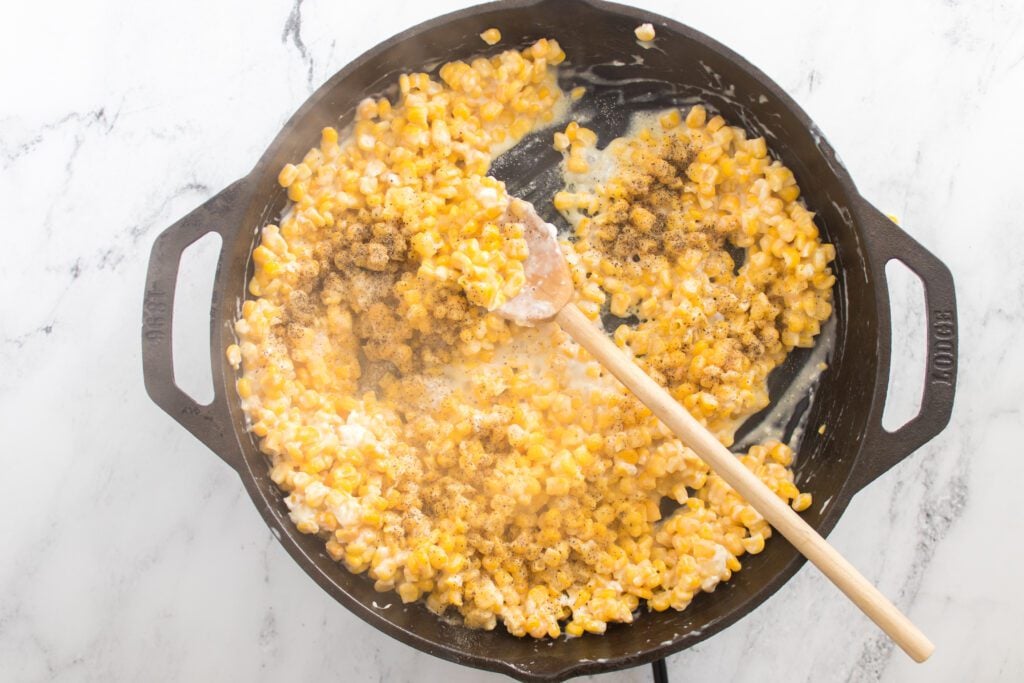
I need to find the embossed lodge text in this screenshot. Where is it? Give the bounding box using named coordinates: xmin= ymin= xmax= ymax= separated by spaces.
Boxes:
xmin=929 ymin=309 xmax=955 ymax=385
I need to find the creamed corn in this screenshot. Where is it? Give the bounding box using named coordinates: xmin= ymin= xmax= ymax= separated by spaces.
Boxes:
xmin=228 ymin=38 xmax=835 ymax=639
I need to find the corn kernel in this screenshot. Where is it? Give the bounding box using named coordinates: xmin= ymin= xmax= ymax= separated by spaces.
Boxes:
xmin=480 ymin=28 xmax=501 ymax=45
xmin=634 ymin=23 xmax=656 ymax=42
xmin=792 ymin=493 xmax=812 ymax=512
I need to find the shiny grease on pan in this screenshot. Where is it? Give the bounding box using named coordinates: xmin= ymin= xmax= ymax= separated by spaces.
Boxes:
xmin=489 ymin=56 xmax=835 ymax=462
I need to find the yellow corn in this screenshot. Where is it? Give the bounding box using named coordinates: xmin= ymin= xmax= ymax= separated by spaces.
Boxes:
xmin=634 ymin=23 xmax=656 ymax=42
xmin=233 ymin=38 xmax=834 ymax=641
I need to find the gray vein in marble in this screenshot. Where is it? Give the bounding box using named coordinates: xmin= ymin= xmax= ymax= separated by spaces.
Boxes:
xmin=258 ymin=609 xmax=277 ymax=650
xmin=262 ymin=532 xmax=275 ymax=586
xmin=3 ymin=322 xmax=54 ymax=348
xmin=89 ymin=180 xmax=211 ymax=275
xmin=804 ymin=67 xmax=821 ymax=94
xmin=0 ymin=107 xmax=119 ymax=170
xmin=1008 ymin=50 xmax=1024 ymax=73
xmin=0 ymin=178 xmax=209 ymax=358
xmin=282 ymin=0 xmax=314 ymax=88
xmin=0 ymin=520 xmax=63 ymax=649
xmin=3 ymin=106 xmax=125 ymax=244
xmin=850 ymin=453 xmax=970 ymax=681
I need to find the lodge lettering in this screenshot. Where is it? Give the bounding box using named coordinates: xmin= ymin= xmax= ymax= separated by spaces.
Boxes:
xmin=929 ymin=309 xmax=956 ymax=385
xmin=143 ymin=287 xmax=169 ymax=343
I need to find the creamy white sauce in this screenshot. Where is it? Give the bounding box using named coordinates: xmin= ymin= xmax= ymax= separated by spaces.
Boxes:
xmin=332 ymin=496 xmax=363 ymax=527
xmin=560 ymin=108 xmax=672 ymax=197
xmin=338 ymin=423 xmax=372 ymax=448
xmin=554 ymin=106 xmax=837 ymax=461
xmin=286 ymin=497 xmax=317 ymax=527
xmin=734 ymin=316 xmax=835 ymax=454
xmin=698 ymin=544 xmax=731 ymax=592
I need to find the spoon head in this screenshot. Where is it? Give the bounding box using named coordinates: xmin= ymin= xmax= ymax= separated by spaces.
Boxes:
xmin=497 ymin=198 xmax=574 ymax=326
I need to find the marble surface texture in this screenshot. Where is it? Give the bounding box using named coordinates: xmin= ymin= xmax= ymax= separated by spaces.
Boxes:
xmin=2 ymin=0 xmax=1021 ymax=681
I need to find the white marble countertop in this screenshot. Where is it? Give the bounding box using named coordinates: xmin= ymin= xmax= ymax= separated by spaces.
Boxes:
xmin=2 ymin=0 xmax=1021 ymax=681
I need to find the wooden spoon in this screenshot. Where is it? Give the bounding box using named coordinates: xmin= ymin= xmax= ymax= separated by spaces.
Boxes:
xmin=496 ymin=198 xmax=934 ymax=662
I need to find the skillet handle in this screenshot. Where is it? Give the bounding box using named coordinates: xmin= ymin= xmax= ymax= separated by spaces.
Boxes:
xmin=852 ymin=200 xmax=958 ymax=491
xmin=142 ymin=178 xmax=249 ymax=471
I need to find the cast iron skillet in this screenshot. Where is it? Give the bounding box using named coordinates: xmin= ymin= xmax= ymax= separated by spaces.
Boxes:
xmin=141 ymin=1 xmax=959 ymax=680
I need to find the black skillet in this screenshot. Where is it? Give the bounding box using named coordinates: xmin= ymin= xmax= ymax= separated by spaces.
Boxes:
xmin=142 ymin=1 xmax=958 ymax=680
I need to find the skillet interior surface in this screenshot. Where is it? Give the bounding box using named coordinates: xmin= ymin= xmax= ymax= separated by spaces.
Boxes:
xmin=211 ymin=1 xmax=885 ymax=679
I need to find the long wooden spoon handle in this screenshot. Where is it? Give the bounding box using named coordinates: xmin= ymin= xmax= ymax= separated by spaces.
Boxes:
xmin=555 ymin=303 xmax=934 ymax=662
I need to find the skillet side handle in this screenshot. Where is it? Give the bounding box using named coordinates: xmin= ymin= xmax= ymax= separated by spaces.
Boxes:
xmin=142 ymin=179 xmax=249 ymax=471
xmin=853 ymin=199 xmax=958 ymax=491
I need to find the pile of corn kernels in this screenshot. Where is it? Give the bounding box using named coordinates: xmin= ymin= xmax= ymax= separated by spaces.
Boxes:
xmin=228 ymin=36 xmax=835 ymax=639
